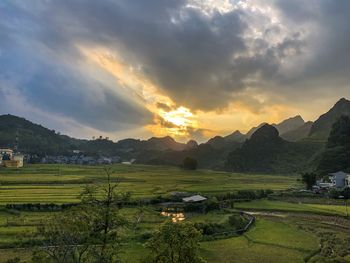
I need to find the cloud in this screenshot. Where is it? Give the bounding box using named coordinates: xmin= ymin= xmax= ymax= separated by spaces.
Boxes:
xmin=0 ymin=1 xmax=153 ymax=134
xmin=1 ymin=0 xmax=350 ymax=140
xmin=3 ymin=0 xmax=303 ymax=111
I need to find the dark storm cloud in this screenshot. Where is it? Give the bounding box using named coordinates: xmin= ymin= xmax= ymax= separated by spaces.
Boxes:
xmin=2 ymin=0 xmax=302 ymax=111
xmin=0 ymin=1 xmax=152 ymax=132
xmin=274 ymin=0 xmax=350 ymax=89
xmin=1 ymin=0 xmax=350 ymax=135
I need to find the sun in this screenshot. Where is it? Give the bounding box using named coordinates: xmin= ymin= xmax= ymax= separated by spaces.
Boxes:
xmin=148 ymin=106 xmax=197 ymax=139
xmin=161 ymin=107 xmax=194 ymax=127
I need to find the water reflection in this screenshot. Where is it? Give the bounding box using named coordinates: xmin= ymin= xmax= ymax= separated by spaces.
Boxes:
xmin=160 ymin=211 xmax=185 ymax=223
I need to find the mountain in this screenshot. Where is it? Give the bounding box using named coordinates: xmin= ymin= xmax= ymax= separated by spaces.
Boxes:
xmin=274 ymin=115 xmax=305 ymax=135
xmin=226 ymin=124 xmax=322 ymax=173
xmin=136 ymin=141 xmax=241 ymax=170
xmin=145 ymin=136 xmax=186 ymax=151
xmin=186 ymin=140 xmax=198 ymax=150
xmin=224 ymin=130 xmax=245 ymax=143
xmin=221 ymin=116 xmax=305 ymax=144
xmin=0 ymin=114 xmax=83 ymax=155
xmin=281 ymin=121 xmax=314 ymax=142
xmin=317 ymin=115 xmax=350 ymax=174
xmin=206 ymin=136 xmax=228 ymax=149
xmin=206 ymin=130 xmax=245 ymax=150
xmin=245 ymin=123 xmax=267 ymax=138
xmin=309 ymin=98 xmax=350 ymax=140
xmin=0 ymin=114 xmax=188 ymax=158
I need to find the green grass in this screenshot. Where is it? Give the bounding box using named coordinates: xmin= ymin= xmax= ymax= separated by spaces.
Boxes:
xmin=1 ymin=164 xmax=349 ymax=262
xmin=235 ymin=200 xmax=349 ymax=216
xmin=0 ymin=164 xmax=298 ymax=204
xmin=245 ymin=219 xmax=318 ymax=251
xmin=201 ymin=219 xmax=319 ymax=263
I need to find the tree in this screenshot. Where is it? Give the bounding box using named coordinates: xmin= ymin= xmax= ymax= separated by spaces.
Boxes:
xmin=183 ymin=157 xmax=198 ymax=170
xmin=145 ymin=221 xmax=204 ymax=263
xmin=301 ymin=172 xmax=317 ymax=190
xmin=35 ymin=207 xmax=96 ymax=263
xmin=36 ymin=167 xmax=128 ymax=263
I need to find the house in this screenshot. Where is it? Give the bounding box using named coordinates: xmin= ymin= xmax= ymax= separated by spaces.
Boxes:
xmin=329 ymin=171 xmax=350 ymax=188
xmin=0 ymin=149 xmax=13 ymax=164
xmin=182 ymin=195 xmax=207 ymax=203
xmin=0 ymin=149 xmax=24 ymax=168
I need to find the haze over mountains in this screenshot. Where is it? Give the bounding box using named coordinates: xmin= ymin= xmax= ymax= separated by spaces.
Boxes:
xmin=1 ymin=98 xmax=350 ymax=173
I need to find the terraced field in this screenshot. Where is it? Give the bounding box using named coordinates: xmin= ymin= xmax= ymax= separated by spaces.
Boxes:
xmin=235 ymin=199 xmax=350 ymax=216
xmin=0 ymin=164 xmax=349 ymax=262
xmin=0 ymin=164 xmax=298 ymax=204
xmin=202 ymin=219 xmax=319 ymax=263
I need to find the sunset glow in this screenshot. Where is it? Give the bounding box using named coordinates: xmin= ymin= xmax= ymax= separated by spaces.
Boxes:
xmin=160 ymin=107 xmax=195 ymax=129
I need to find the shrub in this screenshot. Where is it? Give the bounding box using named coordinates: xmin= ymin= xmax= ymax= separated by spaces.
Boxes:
xmin=183 ymin=157 xmax=198 ymax=170
xmin=228 ymin=215 xmax=246 ymax=229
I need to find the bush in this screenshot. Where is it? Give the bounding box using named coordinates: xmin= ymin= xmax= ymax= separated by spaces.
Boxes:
xmin=205 ymin=197 xmax=220 ymax=212
xmin=183 ymin=157 xmax=198 ymax=170
xmin=237 ymin=190 xmax=257 ymax=200
xmin=329 ymin=188 xmax=343 ymax=199
xmin=228 ymin=215 xmax=246 ymax=229
xmin=194 ymin=222 xmax=226 ymax=235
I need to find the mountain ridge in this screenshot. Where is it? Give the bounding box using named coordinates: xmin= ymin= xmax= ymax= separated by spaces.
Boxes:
xmin=0 ymin=97 xmax=349 ymax=173
xmin=309 ymin=98 xmax=350 ymax=140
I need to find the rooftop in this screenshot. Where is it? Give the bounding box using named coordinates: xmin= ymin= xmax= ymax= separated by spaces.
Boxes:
xmin=182 ymin=195 xmax=207 ymax=203
xmin=329 ymin=171 xmax=349 ymax=177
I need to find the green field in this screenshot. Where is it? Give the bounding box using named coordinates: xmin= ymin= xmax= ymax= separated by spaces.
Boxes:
xmin=235 ymin=199 xmax=350 ymax=216
xmin=202 ymin=219 xmax=319 ymax=263
xmin=0 ymin=164 xmax=349 ymax=262
xmin=0 ymin=213 xmax=321 ymax=263
xmin=0 ymin=164 xmax=299 ymax=204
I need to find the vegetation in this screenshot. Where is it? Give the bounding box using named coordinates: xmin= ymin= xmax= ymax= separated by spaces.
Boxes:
xmin=317 ymin=115 xmax=350 ymax=174
xmin=301 ymin=172 xmax=317 ymax=190
xmin=182 ymin=157 xmax=198 ymax=170
xmin=34 ymin=168 xmax=127 ymax=263
xmin=145 ymin=221 xmax=204 ymax=263
xmin=0 ymin=164 xmax=298 ymax=204
xmin=226 ymin=124 xmax=323 ymax=173
xmin=1 ymin=164 xmax=350 ymax=262
xmin=235 ymin=199 xmax=349 ymax=216
xmin=0 ymin=114 xmax=82 ymax=155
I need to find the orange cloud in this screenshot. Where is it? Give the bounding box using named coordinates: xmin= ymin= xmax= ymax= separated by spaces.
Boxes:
xmin=77 ymin=45 xmax=300 ymax=142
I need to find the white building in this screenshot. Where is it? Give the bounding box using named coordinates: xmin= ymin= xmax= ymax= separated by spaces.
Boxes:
xmin=329 ymin=171 xmax=350 ymax=188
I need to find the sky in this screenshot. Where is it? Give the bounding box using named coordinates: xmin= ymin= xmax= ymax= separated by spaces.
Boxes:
xmin=0 ymin=0 xmax=350 ymax=143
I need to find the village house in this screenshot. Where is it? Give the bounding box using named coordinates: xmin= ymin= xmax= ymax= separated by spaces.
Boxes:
xmin=329 ymin=171 xmax=350 ymax=188
xmin=0 ymin=148 xmax=24 ymax=168
xmin=313 ymin=171 xmax=350 ymax=193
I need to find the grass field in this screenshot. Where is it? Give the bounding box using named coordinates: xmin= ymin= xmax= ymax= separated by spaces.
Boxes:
xmin=202 ymin=218 xmax=319 ymax=263
xmin=235 ymin=199 xmax=350 ymax=216
xmin=0 ymin=164 xmax=299 ymax=204
xmin=0 ymin=164 xmax=349 ymax=262
xmin=0 ymin=214 xmax=321 ymax=263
